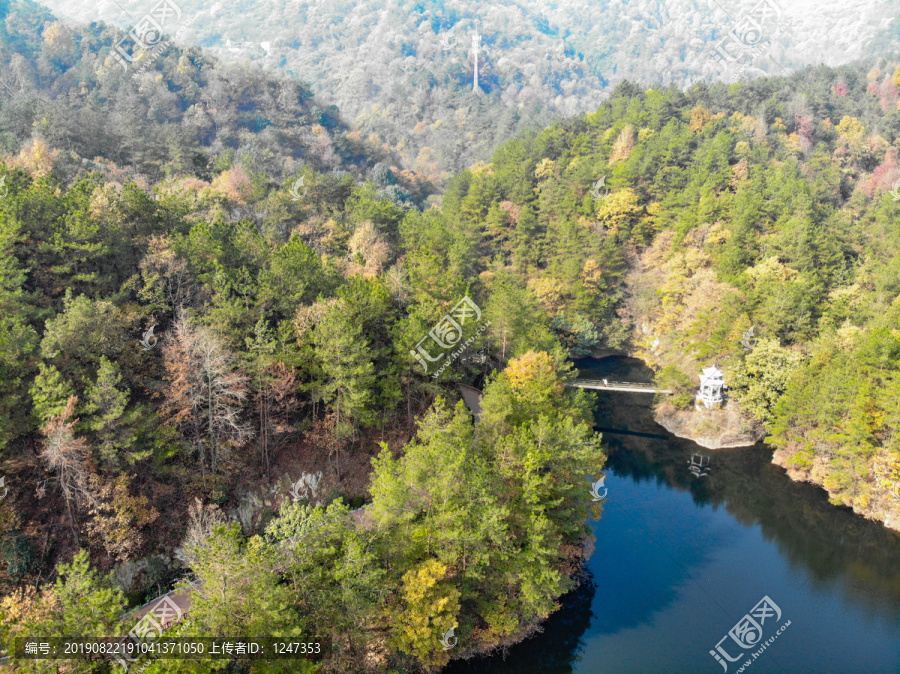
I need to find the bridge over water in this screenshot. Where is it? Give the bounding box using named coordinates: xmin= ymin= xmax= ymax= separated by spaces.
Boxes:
xmin=567 ymin=379 xmax=672 ymax=394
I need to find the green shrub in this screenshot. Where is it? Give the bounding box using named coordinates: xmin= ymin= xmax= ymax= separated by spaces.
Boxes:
xmin=656 ymin=365 xmax=694 ymax=409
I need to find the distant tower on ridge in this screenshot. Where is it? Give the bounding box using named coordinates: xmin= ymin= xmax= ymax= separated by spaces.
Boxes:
xmin=472 ymin=24 xmax=481 ymax=92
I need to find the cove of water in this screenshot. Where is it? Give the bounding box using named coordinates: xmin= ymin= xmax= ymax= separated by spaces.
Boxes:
xmin=446 ymin=357 xmax=900 ymax=674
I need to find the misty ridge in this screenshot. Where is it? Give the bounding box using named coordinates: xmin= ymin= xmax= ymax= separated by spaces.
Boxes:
xmin=37 ymin=0 xmax=900 ymax=182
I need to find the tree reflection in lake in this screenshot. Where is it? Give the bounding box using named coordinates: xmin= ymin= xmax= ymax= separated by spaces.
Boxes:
xmin=592 ymin=357 xmax=900 ymax=613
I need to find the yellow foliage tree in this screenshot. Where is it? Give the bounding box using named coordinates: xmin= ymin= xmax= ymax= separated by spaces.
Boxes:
xmin=608 ymin=125 xmax=635 ymax=163
xmin=526 ymin=276 xmax=566 ymax=314
xmin=705 ymin=222 xmax=731 ymax=248
xmin=658 ymin=247 xmax=710 ymax=319
xmin=85 ymin=475 xmax=160 ymax=562
xmin=731 ymin=158 xmax=750 ymax=187
xmin=689 ymin=107 xmax=724 ymax=133
xmin=783 ymin=133 xmax=802 ymax=156
xmin=43 ymin=22 xmax=68 ymax=46
xmin=745 ymin=256 xmax=799 ymax=286
xmin=835 ymin=115 xmax=873 ymax=163
xmin=872 ymin=450 xmax=900 ymax=504
xmin=14 ymin=139 xmax=58 ymax=178
xmin=594 ymin=188 xmax=643 ymax=237
xmin=836 ymin=116 xmax=866 ymax=143
xmin=835 ymin=320 xmax=863 ymax=352
xmin=43 ymin=21 xmax=75 ymax=60
xmin=689 ymin=106 xmax=713 ymax=133
xmin=581 ymin=259 xmax=604 ymax=294
xmin=637 ymin=127 xmax=655 ymax=143
xmin=347 ymin=222 xmax=391 ymax=277
xmin=730 ymin=112 xmax=758 ymax=135
xmin=386 ymin=559 xmax=460 ymax=668
xmin=88 ymin=183 xmax=124 ymax=223
xmin=0 ymin=586 xmax=61 ymax=652
xmin=505 ymin=351 xmax=563 ymax=398
xmin=534 ymin=157 xmax=557 ymax=181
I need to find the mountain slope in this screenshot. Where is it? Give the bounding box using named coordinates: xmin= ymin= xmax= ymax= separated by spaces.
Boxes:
xmin=38 ymin=0 xmax=900 ymax=183
xmin=0 ymin=0 xmax=430 ymax=204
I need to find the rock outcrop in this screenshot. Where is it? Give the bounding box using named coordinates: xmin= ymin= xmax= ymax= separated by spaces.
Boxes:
xmin=653 ymin=399 xmax=765 ymax=449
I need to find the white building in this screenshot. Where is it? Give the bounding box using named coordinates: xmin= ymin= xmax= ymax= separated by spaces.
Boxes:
xmin=698 ymin=366 xmax=725 ymax=408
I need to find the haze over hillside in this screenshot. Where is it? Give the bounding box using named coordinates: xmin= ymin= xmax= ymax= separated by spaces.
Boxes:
xmin=40 ymin=0 xmax=900 ymax=183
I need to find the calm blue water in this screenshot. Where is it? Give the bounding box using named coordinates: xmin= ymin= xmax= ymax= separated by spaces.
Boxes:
xmin=446 ymin=357 xmax=900 ymax=674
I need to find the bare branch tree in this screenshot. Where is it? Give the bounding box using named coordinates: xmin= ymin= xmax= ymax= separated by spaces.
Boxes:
xmin=182 ymin=497 xmax=226 ymax=565
xmin=163 ymin=315 xmax=254 ymax=476
xmin=39 ymin=396 xmax=99 ymax=539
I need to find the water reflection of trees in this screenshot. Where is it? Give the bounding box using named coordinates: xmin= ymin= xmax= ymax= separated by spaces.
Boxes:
xmin=589 ymin=357 xmax=900 ymax=614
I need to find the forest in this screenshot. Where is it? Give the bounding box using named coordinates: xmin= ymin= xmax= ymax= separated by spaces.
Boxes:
xmin=0 ymin=0 xmax=900 ymax=670
xmin=39 ymin=0 xmax=900 ymax=184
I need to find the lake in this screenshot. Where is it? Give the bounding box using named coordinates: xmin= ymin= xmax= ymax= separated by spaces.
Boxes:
xmin=445 ymin=357 xmax=900 ymax=674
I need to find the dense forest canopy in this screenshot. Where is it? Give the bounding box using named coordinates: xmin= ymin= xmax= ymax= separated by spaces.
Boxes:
xmin=0 ymin=0 xmax=431 ymax=206
xmin=0 ymin=0 xmax=899 ymax=670
xmin=37 ymin=0 xmax=900 ymax=183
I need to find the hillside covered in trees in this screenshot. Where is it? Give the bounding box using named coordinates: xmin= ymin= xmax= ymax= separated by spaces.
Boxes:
xmin=40 ymin=0 xmax=900 ymax=184
xmin=0 ymin=0 xmax=431 ymax=205
xmin=420 ymin=56 xmax=900 ymax=529
xmin=0 ymin=2 xmax=606 ymax=670
xmin=1 ymin=0 xmax=900 ymax=670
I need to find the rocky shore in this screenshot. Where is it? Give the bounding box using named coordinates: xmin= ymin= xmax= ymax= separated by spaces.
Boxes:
xmin=653 ymin=399 xmax=765 ymax=449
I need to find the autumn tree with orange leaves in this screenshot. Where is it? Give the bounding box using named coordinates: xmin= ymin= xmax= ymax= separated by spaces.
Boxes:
xmin=163 ymin=315 xmax=253 ymax=478
xmin=39 ymin=397 xmax=98 ymax=539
